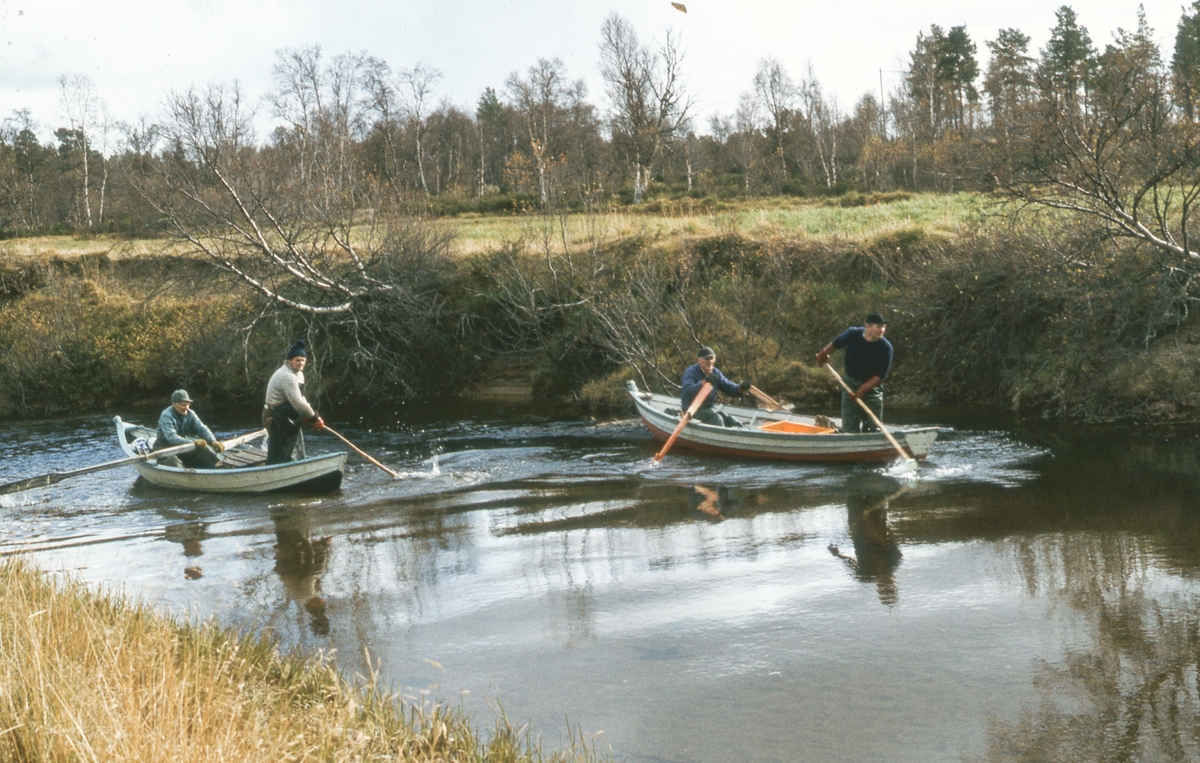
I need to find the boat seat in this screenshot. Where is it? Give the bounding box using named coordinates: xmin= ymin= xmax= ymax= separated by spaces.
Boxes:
xmin=219 ymin=446 xmax=269 ymax=469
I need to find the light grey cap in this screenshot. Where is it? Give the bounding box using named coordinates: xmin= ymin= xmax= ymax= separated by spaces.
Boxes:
xmin=171 ymin=389 xmax=193 ymax=404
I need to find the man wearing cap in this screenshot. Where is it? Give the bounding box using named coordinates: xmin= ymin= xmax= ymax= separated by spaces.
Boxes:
xmin=264 ymin=340 xmax=325 ymax=464
xmin=815 ymin=312 xmax=893 ymax=433
xmin=155 ymin=389 xmax=224 ymax=469
xmin=681 ymin=346 xmax=752 ymax=427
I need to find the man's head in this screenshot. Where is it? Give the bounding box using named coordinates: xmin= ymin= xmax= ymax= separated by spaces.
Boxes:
xmin=697 ymin=346 xmax=716 ymax=374
xmin=286 ymin=340 xmax=308 ymax=371
xmin=864 ymin=312 xmax=887 ymax=342
xmin=171 ymin=389 xmax=192 ymax=415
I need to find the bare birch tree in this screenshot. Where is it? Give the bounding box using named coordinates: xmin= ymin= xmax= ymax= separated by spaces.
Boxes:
xmin=398 ymin=62 xmax=441 ymax=196
xmin=505 ymin=58 xmax=586 ymax=206
xmin=57 ymin=74 xmax=103 ymax=229
xmin=753 ymin=57 xmax=796 ymax=182
xmin=599 ymin=13 xmax=692 ymax=203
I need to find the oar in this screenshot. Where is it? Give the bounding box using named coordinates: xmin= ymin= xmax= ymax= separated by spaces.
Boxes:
xmin=747 ymin=385 xmax=794 ymax=412
xmin=0 ymin=429 xmax=267 ymax=496
xmin=654 ymin=381 xmax=712 ymax=462
xmin=820 ymin=363 xmax=917 ymax=472
xmin=322 ymin=425 xmax=400 ymax=479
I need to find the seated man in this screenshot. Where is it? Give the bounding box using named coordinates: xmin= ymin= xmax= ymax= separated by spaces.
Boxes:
xmin=681 ymin=346 xmax=751 ymax=427
xmin=155 ymin=389 xmax=224 ymax=468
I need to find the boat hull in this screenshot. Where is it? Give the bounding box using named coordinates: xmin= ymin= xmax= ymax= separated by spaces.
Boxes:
xmin=627 ymin=382 xmax=938 ymax=462
xmin=115 ymin=417 xmax=347 ymax=494
xmin=129 ymin=453 xmax=347 ymax=493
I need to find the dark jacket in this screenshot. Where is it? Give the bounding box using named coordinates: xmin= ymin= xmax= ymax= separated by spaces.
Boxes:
xmin=681 ymin=363 xmax=742 ymax=410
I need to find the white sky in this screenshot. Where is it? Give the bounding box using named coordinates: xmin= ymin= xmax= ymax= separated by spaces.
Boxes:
xmin=0 ymin=0 xmax=1187 ymax=144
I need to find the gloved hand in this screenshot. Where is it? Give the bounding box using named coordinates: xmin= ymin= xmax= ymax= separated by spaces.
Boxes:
xmin=211 ymin=441 xmax=225 ymax=454
xmin=738 ymin=380 xmax=751 ymax=393
xmin=193 ymin=439 xmax=209 ymax=450
xmin=310 ymin=416 xmax=326 ymax=432
xmin=704 ymin=371 xmax=719 ymax=385
xmin=815 ymin=343 xmax=833 ymax=366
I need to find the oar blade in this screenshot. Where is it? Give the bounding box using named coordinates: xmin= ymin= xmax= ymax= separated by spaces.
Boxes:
xmin=0 ymin=473 xmax=61 ymax=496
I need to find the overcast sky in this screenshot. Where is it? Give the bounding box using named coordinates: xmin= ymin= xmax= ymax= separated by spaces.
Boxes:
xmin=0 ymin=0 xmax=1188 ymax=143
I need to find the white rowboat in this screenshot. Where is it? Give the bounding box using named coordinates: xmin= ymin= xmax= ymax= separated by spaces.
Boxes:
xmin=627 ymin=381 xmax=938 ymax=462
xmin=114 ymin=417 xmax=347 ymax=493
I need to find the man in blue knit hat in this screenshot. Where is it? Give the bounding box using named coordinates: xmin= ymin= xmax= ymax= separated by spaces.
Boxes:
xmin=816 ymin=312 xmax=893 ymax=433
xmin=263 ymin=340 xmax=325 ymax=464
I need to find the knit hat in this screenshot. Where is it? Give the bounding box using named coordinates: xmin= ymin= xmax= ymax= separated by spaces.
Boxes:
xmin=171 ymin=389 xmax=193 ymax=403
xmin=697 ymin=346 xmax=716 ymax=359
xmin=286 ymin=340 xmax=307 ymax=360
xmin=865 ymin=312 xmax=887 ymax=326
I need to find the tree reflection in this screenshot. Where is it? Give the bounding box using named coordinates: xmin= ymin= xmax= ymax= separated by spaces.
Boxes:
xmin=977 ymin=534 xmax=1200 ymax=762
xmin=829 ymin=475 xmax=905 ymax=606
xmin=271 ymin=507 xmax=332 ymax=636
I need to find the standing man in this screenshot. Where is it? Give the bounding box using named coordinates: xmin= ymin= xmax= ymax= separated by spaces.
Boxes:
xmin=816 ymin=312 xmax=893 ymax=433
xmin=155 ymin=389 xmax=224 ymax=469
xmin=681 ymin=346 xmax=752 ymax=427
xmin=264 ymin=340 xmax=325 ymax=464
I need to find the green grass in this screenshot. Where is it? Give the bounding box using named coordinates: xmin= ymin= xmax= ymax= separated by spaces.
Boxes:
xmin=437 ymin=193 xmax=986 ymax=254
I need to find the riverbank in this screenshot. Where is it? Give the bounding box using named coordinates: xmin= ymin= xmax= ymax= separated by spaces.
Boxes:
xmin=0 ymin=555 xmax=599 ymax=762
xmin=2 ymin=192 xmax=1198 ymax=423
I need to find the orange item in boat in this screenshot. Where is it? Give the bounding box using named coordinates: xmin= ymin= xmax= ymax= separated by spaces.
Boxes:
xmin=758 ymin=420 xmax=836 ymax=435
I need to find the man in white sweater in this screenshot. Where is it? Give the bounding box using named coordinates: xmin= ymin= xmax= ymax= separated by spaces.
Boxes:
xmin=263 ymin=340 xmax=325 ymax=464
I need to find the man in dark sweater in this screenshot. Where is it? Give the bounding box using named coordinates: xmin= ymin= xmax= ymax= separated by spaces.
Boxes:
xmin=681 ymin=346 xmax=751 ymax=427
xmin=816 ymin=313 xmax=893 ymax=433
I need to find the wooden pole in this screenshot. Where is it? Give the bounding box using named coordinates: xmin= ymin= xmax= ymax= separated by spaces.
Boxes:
xmin=821 ymin=363 xmax=917 ymax=471
xmin=654 ymin=381 xmax=712 ymax=462
xmin=322 ymin=425 xmax=401 ymax=479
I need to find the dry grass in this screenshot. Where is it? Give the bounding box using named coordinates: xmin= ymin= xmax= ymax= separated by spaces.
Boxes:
xmin=0 ymin=556 xmax=601 ymax=763
xmin=0 ymin=235 xmax=184 ymax=262
xmin=0 ymin=193 xmax=985 ymax=262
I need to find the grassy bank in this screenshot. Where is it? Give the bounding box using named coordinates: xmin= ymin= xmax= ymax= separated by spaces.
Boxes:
xmin=2 ymin=192 xmax=1198 ymax=422
xmin=0 ymin=556 xmax=600 ymax=763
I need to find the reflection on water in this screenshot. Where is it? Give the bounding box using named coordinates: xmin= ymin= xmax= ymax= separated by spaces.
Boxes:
xmin=829 ymin=474 xmax=905 ymax=606
xmin=272 ymin=507 xmax=332 ymax=636
xmin=4 ymin=405 xmax=1200 ymax=762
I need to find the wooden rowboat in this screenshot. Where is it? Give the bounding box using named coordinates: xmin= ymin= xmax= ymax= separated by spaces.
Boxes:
xmin=627 ymin=381 xmax=938 ymax=462
xmin=114 ymin=417 xmax=347 ymax=493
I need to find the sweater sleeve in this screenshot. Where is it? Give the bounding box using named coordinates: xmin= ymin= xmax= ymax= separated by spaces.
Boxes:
xmin=711 ymin=368 xmax=742 ymax=397
xmin=187 ymin=412 xmax=216 ymax=444
xmin=285 ymin=376 xmax=316 ymax=418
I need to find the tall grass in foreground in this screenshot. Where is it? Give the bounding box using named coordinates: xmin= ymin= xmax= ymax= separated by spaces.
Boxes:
xmin=0 ymin=557 xmax=601 ymax=763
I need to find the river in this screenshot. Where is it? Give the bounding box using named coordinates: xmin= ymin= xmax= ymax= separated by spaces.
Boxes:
xmin=2 ymin=402 xmax=1200 ymax=763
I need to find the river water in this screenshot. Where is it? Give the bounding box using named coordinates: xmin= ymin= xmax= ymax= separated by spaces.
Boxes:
xmin=3 ymin=402 xmax=1200 ymax=763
